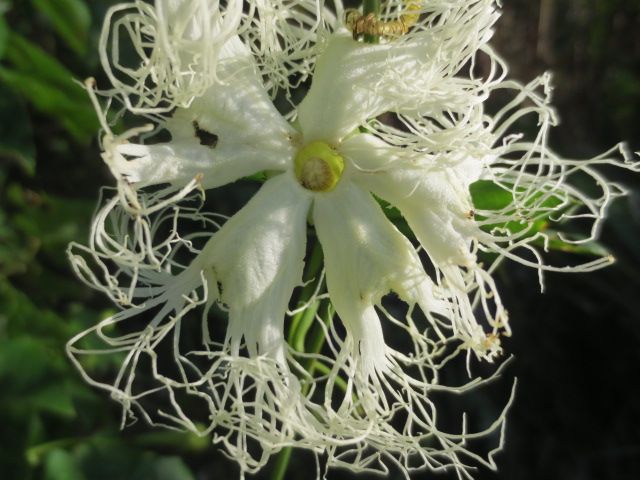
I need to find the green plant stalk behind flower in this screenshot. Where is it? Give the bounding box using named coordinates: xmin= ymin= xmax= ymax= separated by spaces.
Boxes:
xmin=363 ymin=0 xmax=381 ymax=43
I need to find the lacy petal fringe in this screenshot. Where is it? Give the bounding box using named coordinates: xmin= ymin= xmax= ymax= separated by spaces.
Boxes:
xmin=68 ymin=194 xmax=514 ymax=478
xmin=69 ymin=0 xmax=639 ymax=478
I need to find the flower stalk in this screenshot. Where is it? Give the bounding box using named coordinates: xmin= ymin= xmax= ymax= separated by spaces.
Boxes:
xmin=287 ymin=242 xmax=324 ymax=348
xmin=270 ymin=448 xmax=293 ymax=480
xmin=363 ymin=0 xmax=381 ymax=43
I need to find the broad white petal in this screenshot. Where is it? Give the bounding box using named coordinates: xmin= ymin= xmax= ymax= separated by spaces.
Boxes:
xmin=297 ymin=19 xmax=496 ymax=143
xmin=297 ymin=33 xmax=420 ymax=142
xmin=199 ymin=174 xmax=311 ymax=364
xmin=345 ymin=134 xmax=480 ymax=266
xmin=115 ymin=57 xmax=295 ymax=190
xmin=344 ymin=135 xmax=508 ymax=355
xmin=313 ymin=182 xmax=442 ymax=377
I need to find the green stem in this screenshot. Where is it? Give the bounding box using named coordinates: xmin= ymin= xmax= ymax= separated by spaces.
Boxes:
xmin=311 ymin=361 xmax=349 ymax=394
xmin=363 ymin=0 xmax=381 ymax=16
xmin=271 ymin=302 xmax=334 ymax=480
xmin=303 ymin=302 xmax=334 ymax=374
xmin=363 ymin=0 xmax=381 ymax=43
xmin=293 ymin=297 xmax=321 ymax=353
xmin=272 ymin=241 xmax=324 ymax=480
xmin=26 ymin=437 xmax=85 ymax=466
xmin=271 ymin=446 xmax=293 ymax=480
xmin=287 ymin=241 xmax=323 ymax=345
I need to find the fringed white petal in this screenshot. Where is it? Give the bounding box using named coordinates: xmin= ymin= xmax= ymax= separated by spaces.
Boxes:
xmin=345 ymin=134 xmax=507 ymax=359
xmin=239 ymin=0 xmax=343 ymax=98
xmin=69 ymin=1 xmax=640 ymax=478
xmin=297 ymin=33 xmax=428 ymax=142
xmin=100 ymin=0 xmax=243 ymax=113
xmin=102 ymin=54 xmax=295 ymax=207
xmin=313 ymin=182 xmax=444 ymax=378
xmin=199 ymin=174 xmax=311 ymax=364
xmin=66 ymin=188 xmax=224 ymax=416
xmin=346 ymin=134 xmax=481 ymax=266
xmin=474 ymin=74 xmax=639 ymax=280
xmin=297 ymin=0 xmax=500 ymax=143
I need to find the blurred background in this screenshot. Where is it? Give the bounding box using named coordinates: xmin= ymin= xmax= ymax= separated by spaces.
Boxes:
xmin=1 ymin=0 xmax=639 ymax=479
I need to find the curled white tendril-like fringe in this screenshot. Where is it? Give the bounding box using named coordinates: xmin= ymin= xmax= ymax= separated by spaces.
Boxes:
xmin=99 ymin=0 xmax=346 ymax=113
xmin=67 ymin=189 xmax=516 ymax=479
xmin=70 ymin=0 xmax=640 ymax=477
xmin=98 ymin=0 xmax=501 ymax=113
xmin=74 ymin=69 xmax=638 ymax=480
xmin=368 ymin=69 xmax=638 ymax=339
xmin=474 ymin=73 xmax=636 ymax=290
xmin=99 ymin=0 xmax=244 ymax=113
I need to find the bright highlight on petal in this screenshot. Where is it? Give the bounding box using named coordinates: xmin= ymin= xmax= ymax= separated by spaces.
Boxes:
xmin=313 ymin=182 xmax=446 ymax=377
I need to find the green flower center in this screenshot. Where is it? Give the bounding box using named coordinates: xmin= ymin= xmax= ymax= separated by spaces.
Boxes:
xmin=294 ymin=141 xmax=345 ymax=192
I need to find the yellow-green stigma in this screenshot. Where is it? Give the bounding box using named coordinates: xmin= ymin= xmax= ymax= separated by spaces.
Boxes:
xmin=294 ymin=141 xmax=345 ymax=192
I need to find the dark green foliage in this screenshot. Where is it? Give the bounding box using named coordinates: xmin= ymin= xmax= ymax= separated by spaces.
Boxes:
xmin=0 ymin=1 xmax=217 ymax=479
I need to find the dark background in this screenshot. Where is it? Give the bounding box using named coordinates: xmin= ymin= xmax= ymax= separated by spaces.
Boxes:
xmin=1 ymin=1 xmax=639 ymax=479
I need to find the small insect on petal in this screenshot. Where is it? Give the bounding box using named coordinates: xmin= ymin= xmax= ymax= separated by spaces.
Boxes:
xmin=346 ymin=1 xmax=421 ymax=40
xmin=192 ymin=120 xmax=219 ymax=148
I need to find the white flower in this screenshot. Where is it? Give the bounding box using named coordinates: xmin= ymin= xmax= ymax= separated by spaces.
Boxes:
xmin=69 ymin=0 xmax=639 ymax=478
xmin=100 ymin=0 xmax=243 ymax=113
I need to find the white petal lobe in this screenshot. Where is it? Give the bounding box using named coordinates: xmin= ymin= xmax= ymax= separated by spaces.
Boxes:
xmin=200 ymin=174 xmax=311 ymax=364
xmin=313 ymin=182 xmax=440 ymax=377
xmin=346 ymin=134 xmax=479 ymax=266
xmin=115 ymin=58 xmax=295 ymax=190
xmin=101 ymin=0 xmax=243 ymax=112
xmin=297 ymin=12 xmax=496 ymax=143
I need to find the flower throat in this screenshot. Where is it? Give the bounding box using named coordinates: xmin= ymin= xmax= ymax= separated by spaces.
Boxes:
xmin=294 ymin=141 xmax=345 ymax=192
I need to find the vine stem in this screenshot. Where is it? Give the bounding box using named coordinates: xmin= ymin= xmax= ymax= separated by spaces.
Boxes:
xmin=270 ymin=240 xmax=324 ymax=480
xmin=363 ymin=0 xmax=381 ymax=43
xmin=270 ymin=447 xmax=293 ymax=480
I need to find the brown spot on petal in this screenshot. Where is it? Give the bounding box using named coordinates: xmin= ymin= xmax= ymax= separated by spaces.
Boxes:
xmin=193 ymin=120 xmax=218 ymax=148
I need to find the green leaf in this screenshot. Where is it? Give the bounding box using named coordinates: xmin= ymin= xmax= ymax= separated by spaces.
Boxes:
xmin=76 ymin=440 xmax=196 ymax=480
xmin=0 ymin=337 xmax=51 ymax=394
xmin=0 ymin=209 xmax=39 ymax=277
xmin=0 ymin=337 xmax=78 ymax=418
xmin=134 ymin=456 xmax=195 ymax=480
xmin=0 ymin=83 xmax=36 ymax=175
xmin=374 ymin=196 xmax=414 ymax=239
xmin=7 ymin=185 xmax=94 ymax=257
xmin=132 ymin=431 xmax=209 ymax=453
xmin=470 ymin=179 xmax=566 ymax=213
xmin=533 ymin=232 xmax=611 ymax=258
xmin=0 ymin=33 xmax=97 ymax=141
xmin=469 ymin=180 xmax=514 ymax=211
xmin=0 ymin=279 xmax=73 ymax=341
xmin=469 ymin=180 xmax=609 ymax=256
xmin=0 ymin=14 xmax=8 ymax=59
xmin=29 ymin=383 xmax=77 ymax=418
xmin=31 ymin=0 xmax=91 ymax=56
xmin=2 ymin=33 xmax=82 ymax=97
xmin=44 ymin=449 xmax=86 ymax=480
xmin=0 ymin=414 xmax=30 ymax=480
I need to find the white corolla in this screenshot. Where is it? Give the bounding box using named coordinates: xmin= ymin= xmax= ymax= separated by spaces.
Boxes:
xmin=68 ymin=0 xmax=637 ymax=477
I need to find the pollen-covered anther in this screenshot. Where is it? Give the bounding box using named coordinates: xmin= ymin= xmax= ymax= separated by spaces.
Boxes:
xmin=482 ymin=333 xmax=501 ymax=350
xmin=294 ymin=141 xmax=345 ymax=192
